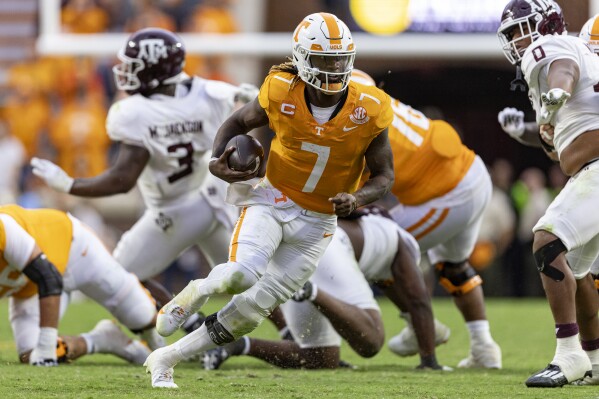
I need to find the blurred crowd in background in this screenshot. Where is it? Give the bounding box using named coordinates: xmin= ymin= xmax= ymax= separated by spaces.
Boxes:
xmin=0 ymin=0 xmax=570 ymax=297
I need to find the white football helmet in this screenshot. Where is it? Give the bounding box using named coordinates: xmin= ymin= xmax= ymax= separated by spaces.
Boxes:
xmin=292 ymin=12 xmax=355 ymax=94
xmin=579 ymin=14 xmax=599 ymax=54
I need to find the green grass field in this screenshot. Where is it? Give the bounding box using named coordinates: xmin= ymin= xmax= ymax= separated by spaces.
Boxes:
xmin=0 ymin=296 xmax=596 ymax=399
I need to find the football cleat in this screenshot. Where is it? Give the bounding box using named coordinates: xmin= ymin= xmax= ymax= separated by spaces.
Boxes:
xmin=571 ymin=370 xmax=598 ymax=386
xmin=156 ymin=280 xmax=206 ymax=337
xmin=457 ymin=340 xmax=502 ymax=369
xmin=144 ymin=348 xmax=179 ymax=389
xmin=388 ymin=318 xmax=451 ymax=357
xmin=526 ymin=364 xmax=569 ymax=388
xmin=202 ymin=347 xmax=231 ymax=370
xmin=87 ymin=319 xmax=150 ymax=365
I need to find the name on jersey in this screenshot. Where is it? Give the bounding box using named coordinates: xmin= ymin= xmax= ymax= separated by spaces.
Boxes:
xmin=149 ymin=120 xmax=203 ymax=138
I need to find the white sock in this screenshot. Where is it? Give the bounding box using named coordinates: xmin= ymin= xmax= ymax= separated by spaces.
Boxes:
xmin=466 ymin=320 xmax=493 ymax=345
xmin=554 ymin=334 xmax=582 ymax=362
xmin=585 ymin=349 xmax=599 ymax=376
xmin=80 ymin=333 xmax=95 ymax=354
xmin=241 ymin=336 xmax=251 ymax=355
xmin=173 ymin=324 xmax=218 ymax=360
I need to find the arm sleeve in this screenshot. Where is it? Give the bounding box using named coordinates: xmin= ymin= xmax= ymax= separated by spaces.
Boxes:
xmin=0 ymin=215 xmax=36 ymax=271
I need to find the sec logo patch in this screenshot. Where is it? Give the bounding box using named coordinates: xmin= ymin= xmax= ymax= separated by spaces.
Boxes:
xmin=350 ymin=106 xmax=369 ymax=124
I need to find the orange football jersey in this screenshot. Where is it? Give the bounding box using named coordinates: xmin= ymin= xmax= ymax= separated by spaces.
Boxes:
xmin=0 ymin=205 xmax=72 ymax=299
xmin=388 ymin=99 xmax=475 ymax=205
xmin=259 ymin=72 xmax=393 ymax=214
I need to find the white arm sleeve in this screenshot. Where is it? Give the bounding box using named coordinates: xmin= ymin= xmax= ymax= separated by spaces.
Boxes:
xmin=0 ymin=215 xmax=36 ymax=271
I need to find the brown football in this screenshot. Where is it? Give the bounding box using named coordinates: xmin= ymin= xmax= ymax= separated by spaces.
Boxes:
xmin=226 ymin=135 xmax=264 ymax=172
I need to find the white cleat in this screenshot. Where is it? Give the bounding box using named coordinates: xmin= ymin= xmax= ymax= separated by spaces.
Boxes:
xmin=86 ymin=319 xmax=150 ymax=365
xmin=156 ymin=303 xmax=190 ymax=337
xmin=388 ymin=318 xmax=451 ymax=357
xmin=156 ymin=280 xmax=206 ymax=337
xmin=144 ymin=348 xmax=179 ymax=389
xmin=458 ymin=340 xmax=502 ymax=369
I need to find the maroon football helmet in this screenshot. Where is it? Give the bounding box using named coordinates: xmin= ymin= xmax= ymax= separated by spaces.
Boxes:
xmin=113 ymin=28 xmax=186 ymax=95
xmin=497 ymin=0 xmax=566 ymax=65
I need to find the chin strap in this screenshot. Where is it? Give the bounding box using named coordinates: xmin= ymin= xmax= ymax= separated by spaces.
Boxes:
xmin=510 ymin=66 xmax=527 ymax=92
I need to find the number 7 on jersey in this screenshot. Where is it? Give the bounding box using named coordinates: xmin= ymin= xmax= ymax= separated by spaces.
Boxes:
xmin=300 ymin=142 xmax=330 ymax=193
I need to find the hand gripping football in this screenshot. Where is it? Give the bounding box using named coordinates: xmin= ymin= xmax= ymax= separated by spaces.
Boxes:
xmin=226 ymin=135 xmax=264 ymax=173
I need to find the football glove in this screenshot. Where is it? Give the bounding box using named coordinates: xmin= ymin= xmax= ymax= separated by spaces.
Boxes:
xmin=539 ymin=88 xmax=570 ymax=124
xmin=291 ymin=281 xmax=318 ymax=302
xmin=30 ymin=327 xmax=59 ymax=367
xmin=31 ymin=158 xmax=74 ymax=193
xmin=497 ymin=107 xmax=525 ymax=139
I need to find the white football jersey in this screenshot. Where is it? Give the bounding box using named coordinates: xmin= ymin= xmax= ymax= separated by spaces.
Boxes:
xmin=521 ymin=35 xmax=599 ymax=155
xmin=106 ymin=77 xmax=238 ymax=209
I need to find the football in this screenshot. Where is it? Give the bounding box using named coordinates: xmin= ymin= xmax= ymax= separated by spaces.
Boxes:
xmin=226 ymin=134 xmax=264 ymax=172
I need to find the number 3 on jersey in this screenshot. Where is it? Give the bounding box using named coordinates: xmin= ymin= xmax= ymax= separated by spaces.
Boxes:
xmin=301 ymin=142 xmax=330 ymax=193
xmin=167 ymin=142 xmax=194 ymax=183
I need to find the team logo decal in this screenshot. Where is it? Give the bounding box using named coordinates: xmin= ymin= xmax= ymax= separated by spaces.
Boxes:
xmin=138 ymin=39 xmax=168 ymax=65
xmin=349 ymin=106 xmax=369 ymax=124
xmin=155 ymin=212 xmax=173 ymax=232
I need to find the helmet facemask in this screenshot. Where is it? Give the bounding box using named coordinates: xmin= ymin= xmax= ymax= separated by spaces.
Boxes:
xmin=113 ymin=49 xmax=145 ymax=92
xmin=294 ymin=45 xmax=355 ymax=94
xmin=498 ymin=16 xmax=541 ymax=65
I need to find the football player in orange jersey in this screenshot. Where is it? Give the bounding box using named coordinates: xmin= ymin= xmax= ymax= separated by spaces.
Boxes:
xmin=351 ymin=69 xmax=501 ymax=369
xmin=0 ymin=205 xmax=162 ymax=366
xmin=144 ymin=12 xmax=395 ymax=388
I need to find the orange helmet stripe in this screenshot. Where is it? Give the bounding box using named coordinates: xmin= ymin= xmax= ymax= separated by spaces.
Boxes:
xmin=320 ymin=12 xmax=341 ymax=45
xmin=591 ymin=16 xmax=599 ymax=39
xmin=294 ymin=20 xmax=311 ymax=43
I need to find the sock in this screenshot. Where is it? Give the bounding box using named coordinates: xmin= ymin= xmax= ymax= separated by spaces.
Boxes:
xmin=555 ymin=323 xmax=578 ymax=339
xmin=581 ymin=337 xmax=599 ymax=370
xmin=584 ymin=348 xmax=599 ymax=370
xmin=173 ymin=324 xmax=218 ymax=360
xmin=80 ymin=333 xmax=95 ymax=354
xmin=554 ymin=334 xmax=582 ymax=361
xmin=224 ymin=336 xmax=250 ymax=357
xmin=241 ymin=336 xmax=250 ymax=355
xmin=466 ymin=320 xmax=492 ymax=345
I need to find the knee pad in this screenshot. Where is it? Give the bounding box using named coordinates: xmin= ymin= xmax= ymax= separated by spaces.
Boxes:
xmin=533 ymin=239 xmax=567 ymax=282
xmin=435 ymin=261 xmax=482 ymax=296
